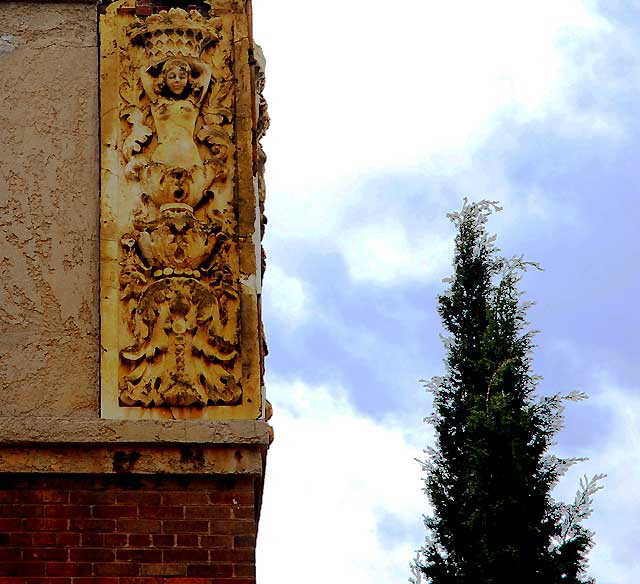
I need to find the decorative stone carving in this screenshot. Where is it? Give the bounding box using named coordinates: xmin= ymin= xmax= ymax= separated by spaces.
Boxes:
xmin=100 ymin=1 xmax=266 ymax=419
xmin=254 ymin=45 xmax=269 ymax=250
xmin=253 ymin=45 xmax=270 ymax=381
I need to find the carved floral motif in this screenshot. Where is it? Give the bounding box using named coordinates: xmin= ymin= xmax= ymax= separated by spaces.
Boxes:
xmin=114 ymin=8 xmax=240 ymax=408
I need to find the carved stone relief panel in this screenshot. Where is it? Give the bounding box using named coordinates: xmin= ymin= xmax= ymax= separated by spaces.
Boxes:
xmin=253 ymin=44 xmax=269 ymax=384
xmin=100 ymin=1 xmax=264 ymax=419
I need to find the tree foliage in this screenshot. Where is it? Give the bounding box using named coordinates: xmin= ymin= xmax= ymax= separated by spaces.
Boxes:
xmin=411 ymin=200 xmax=604 ymax=584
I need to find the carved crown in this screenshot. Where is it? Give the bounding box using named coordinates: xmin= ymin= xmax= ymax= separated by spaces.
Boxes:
xmin=129 ymin=8 xmax=218 ymax=62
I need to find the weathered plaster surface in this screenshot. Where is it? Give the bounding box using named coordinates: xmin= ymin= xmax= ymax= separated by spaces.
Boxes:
xmin=0 ymin=417 xmax=271 ymax=445
xmin=0 ymin=2 xmax=99 ymax=417
xmin=0 ymin=444 xmax=265 ymax=474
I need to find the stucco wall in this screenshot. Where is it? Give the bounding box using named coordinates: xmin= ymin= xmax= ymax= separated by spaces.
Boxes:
xmin=0 ymin=2 xmax=99 ymax=417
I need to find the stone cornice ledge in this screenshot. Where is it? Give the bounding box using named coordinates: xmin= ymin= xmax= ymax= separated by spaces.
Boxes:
xmin=0 ymin=418 xmax=271 ymax=447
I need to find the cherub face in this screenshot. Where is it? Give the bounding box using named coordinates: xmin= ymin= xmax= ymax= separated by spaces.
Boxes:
xmin=165 ymin=66 xmax=188 ymax=96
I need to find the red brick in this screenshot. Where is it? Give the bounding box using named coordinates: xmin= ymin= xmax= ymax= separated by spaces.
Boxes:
xmin=162 ymin=520 xmax=208 ymax=534
xmin=0 ymin=505 xmax=43 ymax=518
xmin=185 ymin=506 xmax=229 ymax=520
xmin=35 ymin=479 xmax=87 ymax=491
xmin=164 ymin=580 xmax=211 ymax=584
xmin=175 ymin=534 xmax=198 ymax=547
xmin=162 ymin=493 xmax=209 ymax=506
xmin=128 ymin=534 xmax=151 ymax=547
xmin=92 ymin=506 xmax=137 ymax=519
xmin=117 ymin=579 xmax=164 ymax=584
xmin=45 ymin=563 xmax=92 ymax=577
xmin=234 ymin=564 xmax=256 ymax=578
xmin=31 ymin=533 xmax=56 ymax=546
xmin=116 ymin=548 xmax=162 ymax=563
xmin=232 ymin=506 xmax=254 ymax=519
xmin=233 ymin=535 xmax=255 ymax=548
xmin=73 ymin=577 xmax=122 ymax=584
xmin=139 ymin=564 xmax=186 ymax=577
xmin=163 ymin=549 xmax=208 ymax=563
xmin=103 ymin=534 xmax=127 ymax=548
xmin=93 ymin=564 xmax=140 ymax=577
xmin=80 ymin=533 xmax=104 ymax=547
xmin=44 ymin=505 xmax=90 ymax=518
xmin=211 ymin=549 xmax=254 ymax=563
xmin=208 ymin=492 xmax=253 ymax=505
xmin=201 ymin=535 xmax=233 ymax=549
xmin=6 ymin=534 xmax=31 ymax=547
xmin=140 ymin=506 xmax=184 ymax=519
xmin=20 ymin=491 xmax=68 ymax=504
xmin=40 ymin=492 xmax=69 ymax=504
xmin=23 ymin=548 xmax=68 ymax=561
xmin=70 ymin=548 xmax=116 ymax=562
xmin=0 ymin=493 xmax=20 ymax=504
xmin=0 ymin=549 xmax=21 ymax=561
xmin=70 ymin=492 xmax=116 ymax=505
xmin=0 ymin=562 xmax=45 ymax=576
xmin=0 ymin=520 xmax=22 ymax=532
xmin=151 ymin=534 xmax=174 ymax=547
xmin=72 ymin=579 xmax=120 ymax=584
xmin=69 ymin=519 xmax=115 ymax=533
xmin=187 ymin=564 xmax=233 ymax=578
xmin=210 ymin=520 xmax=254 ymax=535
xmin=23 ymin=519 xmax=68 ymax=532
xmin=56 ymin=532 xmax=80 ymax=546
xmin=0 ymin=476 xmax=259 ymax=584
xmin=230 ymin=479 xmax=255 ymax=490
xmin=0 ymin=578 xmax=24 ymax=584
xmin=116 ymin=519 xmax=160 ymax=533
xmin=116 ymin=492 xmax=161 ymax=505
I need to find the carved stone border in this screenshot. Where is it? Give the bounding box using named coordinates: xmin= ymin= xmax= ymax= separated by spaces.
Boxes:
xmin=99 ymin=0 xmax=264 ymax=420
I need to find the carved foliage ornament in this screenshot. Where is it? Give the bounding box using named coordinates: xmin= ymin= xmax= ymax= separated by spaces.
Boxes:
xmin=108 ymin=7 xmax=240 ymax=408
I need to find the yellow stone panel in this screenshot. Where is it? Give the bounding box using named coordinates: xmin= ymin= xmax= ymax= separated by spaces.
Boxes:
xmin=99 ymin=1 xmax=266 ymax=420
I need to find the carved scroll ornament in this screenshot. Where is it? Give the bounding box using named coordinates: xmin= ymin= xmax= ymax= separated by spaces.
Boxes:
xmin=101 ymin=6 xmax=246 ymax=412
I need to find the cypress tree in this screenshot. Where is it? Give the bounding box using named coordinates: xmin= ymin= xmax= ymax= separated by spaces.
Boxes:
xmin=411 ymin=200 xmax=604 ymax=584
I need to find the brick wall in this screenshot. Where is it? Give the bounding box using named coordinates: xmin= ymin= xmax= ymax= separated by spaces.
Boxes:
xmin=0 ymin=474 xmax=259 ymax=583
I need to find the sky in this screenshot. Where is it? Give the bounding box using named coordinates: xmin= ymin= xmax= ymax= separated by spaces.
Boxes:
xmin=250 ymin=1 xmax=640 ymax=582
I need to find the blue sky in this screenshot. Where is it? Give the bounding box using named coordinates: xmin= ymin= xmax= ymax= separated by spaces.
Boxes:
xmin=251 ymin=1 xmax=640 ymax=582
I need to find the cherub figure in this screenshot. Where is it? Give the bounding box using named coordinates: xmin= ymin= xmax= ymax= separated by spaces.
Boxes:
xmin=140 ymin=57 xmax=212 ymax=170
xmin=127 ymin=58 xmax=215 ymax=208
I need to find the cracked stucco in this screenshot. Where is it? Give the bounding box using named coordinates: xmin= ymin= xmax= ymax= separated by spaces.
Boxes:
xmin=0 ymin=34 xmax=19 ymax=55
xmin=0 ymin=2 xmax=99 ymax=417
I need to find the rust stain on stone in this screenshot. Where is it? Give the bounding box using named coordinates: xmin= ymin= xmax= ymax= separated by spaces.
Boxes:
xmin=112 ymin=450 xmax=142 ymax=473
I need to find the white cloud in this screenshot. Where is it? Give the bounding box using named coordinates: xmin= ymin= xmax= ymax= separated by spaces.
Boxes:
xmin=263 ymin=263 xmax=310 ymax=328
xmin=582 ymin=383 xmax=640 ymax=584
xmin=254 ymin=0 xmax=613 ymax=286
xmin=550 ymin=379 xmax=640 ymax=584
xmin=257 ymin=378 xmax=430 ymax=584
xmin=256 ymin=0 xmax=611 ymax=188
xmin=342 ymin=220 xmax=452 ymax=285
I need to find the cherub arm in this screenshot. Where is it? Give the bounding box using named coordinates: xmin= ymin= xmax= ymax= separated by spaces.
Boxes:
xmin=189 ymin=61 xmax=212 ymax=106
xmin=139 ymin=65 xmax=159 ymax=102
